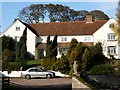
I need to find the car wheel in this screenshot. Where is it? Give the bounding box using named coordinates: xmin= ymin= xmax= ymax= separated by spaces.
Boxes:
xmin=46 ymin=74 xmax=51 ymax=79
xmin=25 ymin=74 xmax=31 ymax=79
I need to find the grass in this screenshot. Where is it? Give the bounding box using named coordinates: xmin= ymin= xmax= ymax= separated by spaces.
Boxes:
xmin=26 ymin=59 xmax=43 ymax=65
xmin=9 ymin=59 xmax=43 ymax=66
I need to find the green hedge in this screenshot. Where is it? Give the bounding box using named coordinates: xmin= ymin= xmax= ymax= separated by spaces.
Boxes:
xmin=26 ymin=60 xmax=42 ymax=65
xmin=90 ymin=64 xmax=116 ymax=76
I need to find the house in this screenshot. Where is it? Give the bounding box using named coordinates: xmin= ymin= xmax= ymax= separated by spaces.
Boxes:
xmin=1 ymin=15 xmax=119 ymax=59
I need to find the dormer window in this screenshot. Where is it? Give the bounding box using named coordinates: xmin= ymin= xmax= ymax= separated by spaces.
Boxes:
xmin=16 ymin=27 xmax=20 ymax=31
xmin=108 ymin=33 xmax=115 ymax=40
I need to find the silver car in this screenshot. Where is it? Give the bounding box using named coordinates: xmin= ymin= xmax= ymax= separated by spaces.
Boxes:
xmin=21 ymin=68 xmax=55 ymax=79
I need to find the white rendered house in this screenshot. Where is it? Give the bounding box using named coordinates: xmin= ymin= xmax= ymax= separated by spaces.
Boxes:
xmin=1 ymin=16 xmax=119 ymax=59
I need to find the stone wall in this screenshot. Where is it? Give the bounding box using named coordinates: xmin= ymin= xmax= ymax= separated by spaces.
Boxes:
xmin=82 ymin=74 xmax=120 ymax=89
xmin=72 ymin=76 xmax=91 ymax=90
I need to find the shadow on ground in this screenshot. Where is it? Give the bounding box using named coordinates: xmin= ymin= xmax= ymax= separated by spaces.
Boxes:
xmin=2 ymin=83 xmax=72 ymax=90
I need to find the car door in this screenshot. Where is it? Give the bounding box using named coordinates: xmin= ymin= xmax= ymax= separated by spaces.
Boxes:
xmin=36 ymin=68 xmax=45 ymax=77
xmin=28 ymin=69 xmax=37 ymax=77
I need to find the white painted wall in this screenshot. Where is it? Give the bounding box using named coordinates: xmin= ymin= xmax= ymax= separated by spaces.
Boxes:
xmin=1 ymin=20 xmax=26 ymax=40
xmin=27 ymin=28 xmax=36 ymax=57
xmin=93 ymin=18 xmax=118 ymax=58
xmin=38 ymin=35 xmax=93 ymax=43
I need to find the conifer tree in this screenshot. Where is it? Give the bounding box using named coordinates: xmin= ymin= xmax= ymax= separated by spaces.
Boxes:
xmin=46 ymin=35 xmax=51 ymax=57
xmin=46 ymin=35 xmax=58 ymax=58
xmin=16 ymin=27 xmax=28 ymax=62
xmin=52 ymin=35 xmax=58 ymax=57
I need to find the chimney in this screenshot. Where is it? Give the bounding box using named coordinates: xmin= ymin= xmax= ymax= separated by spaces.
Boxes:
xmin=13 ymin=18 xmax=20 ymax=23
xmin=86 ymin=15 xmax=93 ymax=23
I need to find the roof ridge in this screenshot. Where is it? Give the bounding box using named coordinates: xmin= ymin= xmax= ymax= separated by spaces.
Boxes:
xmin=28 ymin=20 xmax=108 ymax=25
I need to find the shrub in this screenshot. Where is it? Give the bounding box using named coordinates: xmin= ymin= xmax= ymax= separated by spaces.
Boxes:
xmin=54 ymin=54 xmax=70 ymax=74
xmin=3 ymin=62 xmax=21 ymax=71
xmin=2 ymin=49 xmax=16 ymax=63
xmin=42 ymin=58 xmax=52 ymax=70
xmin=90 ymin=64 xmax=116 ymax=75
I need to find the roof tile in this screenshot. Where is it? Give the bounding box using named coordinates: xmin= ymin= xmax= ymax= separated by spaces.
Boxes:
xmin=28 ymin=20 xmax=108 ymax=36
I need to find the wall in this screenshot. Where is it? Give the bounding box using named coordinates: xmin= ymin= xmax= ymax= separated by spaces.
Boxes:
xmin=84 ymin=74 xmax=120 ymax=88
xmin=93 ymin=18 xmax=118 ymax=59
xmin=38 ymin=35 xmax=93 ymax=43
xmin=1 ymin=20 xmax=26 ymax=40
xmin=72 ymin=76 xmax=91 ymax=89
xmin=27 ymin=28 xmax=36 ymax=57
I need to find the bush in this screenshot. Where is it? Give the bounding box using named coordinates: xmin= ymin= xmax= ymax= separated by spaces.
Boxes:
xmin=54 ymin=54 xmax=70 ymax=74
xmin=2 ymin=49 xmax=16 ymax=63
xmin=3 ymin=62 xmax=21 ymax=71
xmin=42 ymin=58 xmax=52 ymax=70
xmin=90 ymin=64 xmax=116 ymax=76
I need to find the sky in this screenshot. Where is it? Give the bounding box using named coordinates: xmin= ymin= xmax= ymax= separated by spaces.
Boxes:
xmin=1 ymin=1 xmax=118 ymax=32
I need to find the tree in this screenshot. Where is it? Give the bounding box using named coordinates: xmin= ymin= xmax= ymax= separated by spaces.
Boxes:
xmin=18 ymin=4 xmax=109 ymax=23
xmin=16 ymin=27 xmax=28 ymax=63
xmin=1 ymin=35 xmax=16 ymax=51
xmin=81 ymin=48 xmax=90 ymax=72
xmin=46 ymin=35 xmax=51 ymax=57
xmin=111 ymin=1 xmax=120 ymax=44
xmin=67 ymin=38 xmax=78 ymax=61
xmin=46 ymin=35 xmax=58 ymax=58
xmin=18 ymin=4 xmax=46 ymax=23
xmin=52 ymin=35 xmax=58 ymax=57
xmin=90 ymin=10 xmax=109 ymax=20
xmin=88 ymin=42 xmax=107 ymax=70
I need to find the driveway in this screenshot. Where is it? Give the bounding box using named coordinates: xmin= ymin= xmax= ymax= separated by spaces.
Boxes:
xmin=9 ymin=77 xmax=72 ymax=90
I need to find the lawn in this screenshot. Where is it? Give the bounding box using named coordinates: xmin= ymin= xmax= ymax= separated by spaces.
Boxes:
xmin=9 ymin=59 xmax=43 ymax=66
xmin=26 ymin=59 xmax=43 ymax=65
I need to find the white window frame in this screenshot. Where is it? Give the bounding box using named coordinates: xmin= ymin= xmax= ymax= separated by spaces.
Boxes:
xmin=108 ymin=46 xmax=116 ymax=55
xmin=108 ymin=33 xmax=115 ymax=40
xmin=84 ymin=37 xmax=91 ymax=41
xmin=16 ymin=27 xmax=20 ymax=31
xmin=61 ymin=37 xmax=67 ymax=41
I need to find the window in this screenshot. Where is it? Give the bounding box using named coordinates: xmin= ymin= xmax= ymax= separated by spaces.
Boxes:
xmin=61 ymin=37 xmax=67 ymax=41
xmin=59 ymin=48 xmax=68 ymax=54
xmin=109 ymin=24 xmax=114 ymax=28
xmin=16 ymin=27 xmax=20 ymax=31
xmin=108 ymin=33 xmax=115 ymax=40
xmin=108 ymin=46 xmax=116 ymax=55
xmin=84 ymin=37 xmax=91 ymax=41
xmin=14 ymin=36 xmax=21 ymax=41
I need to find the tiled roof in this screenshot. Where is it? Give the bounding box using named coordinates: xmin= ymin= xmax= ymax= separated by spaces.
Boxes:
xmin=36 ymin=42 xmax=93 ymax=48
xmin=28 ymin=20 xmax=108 ymax=36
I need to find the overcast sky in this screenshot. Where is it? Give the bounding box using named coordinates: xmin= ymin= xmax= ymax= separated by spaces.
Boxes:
xmin=1 ymin=1 xmax=118 ymax=32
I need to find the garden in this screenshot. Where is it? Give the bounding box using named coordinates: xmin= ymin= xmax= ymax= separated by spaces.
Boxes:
xmin=1 ymin=31 xmax=120 ymax=89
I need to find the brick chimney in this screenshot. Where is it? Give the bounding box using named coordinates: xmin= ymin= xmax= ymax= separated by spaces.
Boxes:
xmin=86 ymin=15 xmax=93 ymax=23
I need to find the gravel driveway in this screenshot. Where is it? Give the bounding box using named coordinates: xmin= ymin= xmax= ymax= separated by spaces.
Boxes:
xmin=9 ymin=77 xmax=72 ymax=90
